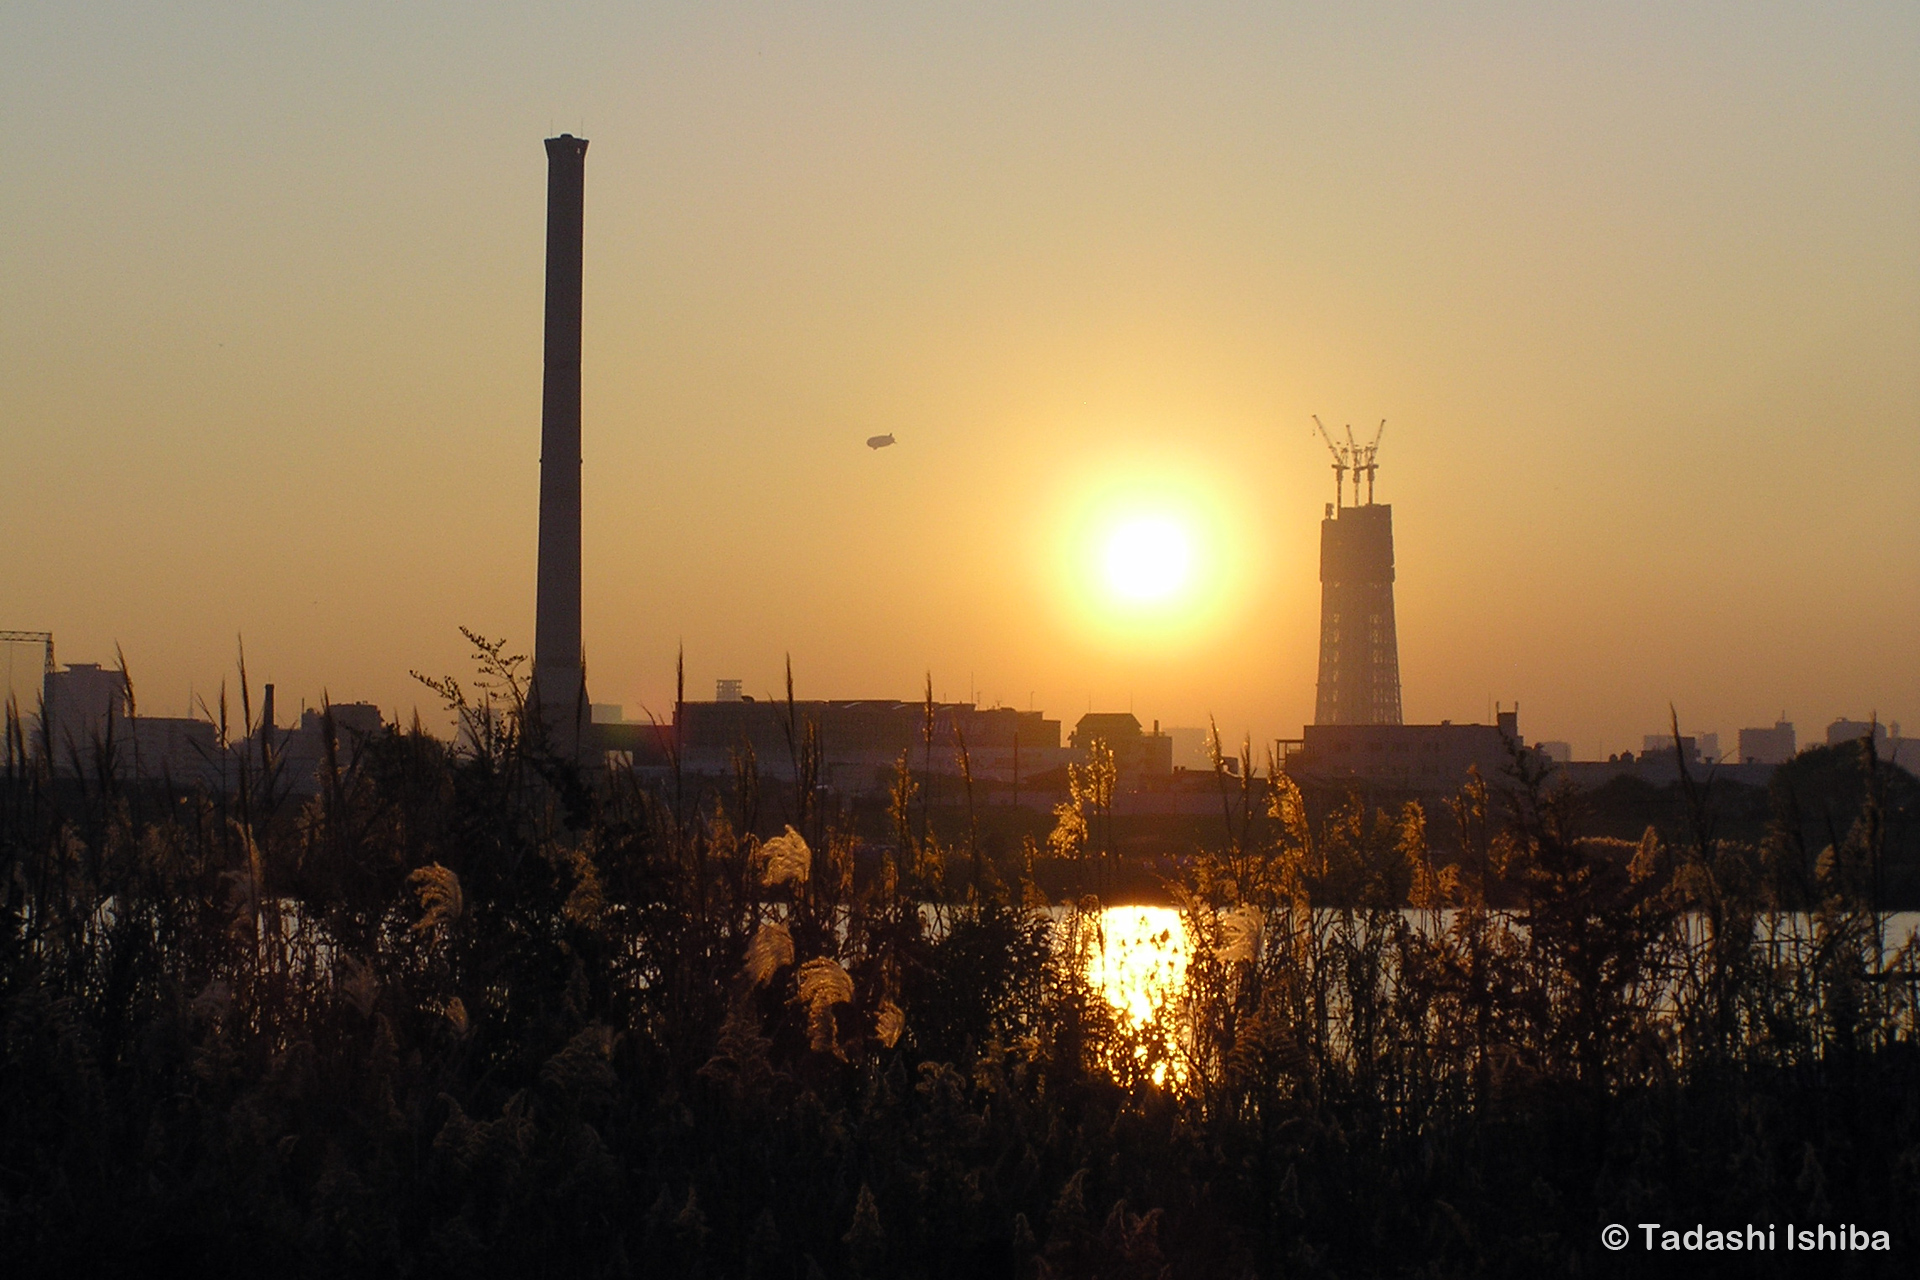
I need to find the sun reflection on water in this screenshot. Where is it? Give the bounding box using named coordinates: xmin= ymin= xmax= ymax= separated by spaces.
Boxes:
xmin=1083 ymin=906 xmax=1190 ymax=1084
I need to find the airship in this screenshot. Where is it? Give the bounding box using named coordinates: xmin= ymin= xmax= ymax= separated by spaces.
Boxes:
xmin=866 ymin=433 xmax=896 ymax=450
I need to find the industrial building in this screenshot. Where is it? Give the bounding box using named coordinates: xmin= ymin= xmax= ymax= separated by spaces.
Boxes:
xmin=31 ymin=658 xmax=217 ymax=784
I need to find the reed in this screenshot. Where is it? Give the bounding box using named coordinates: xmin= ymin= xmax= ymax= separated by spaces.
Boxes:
xmin=0 ymin=649 xmax=1914 ymax=1277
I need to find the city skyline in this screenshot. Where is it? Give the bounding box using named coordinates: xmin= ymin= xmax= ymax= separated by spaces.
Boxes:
xmin=3 ymin=2 xmax=1915 ymax=760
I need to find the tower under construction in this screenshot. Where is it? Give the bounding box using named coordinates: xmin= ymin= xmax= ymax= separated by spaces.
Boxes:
xmin=1312 ymin=419 xmax=1402 ymax=726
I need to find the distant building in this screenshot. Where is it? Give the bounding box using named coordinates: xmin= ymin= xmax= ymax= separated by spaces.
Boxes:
xmin=1826 ymin=718 xmax=1889 ymax=749
xmin=1641 ymin=734 xmax=1702 ymax=765
xmin=673 ymin=699 xmax=1068 ymax=792
xmin=1161 ymin=726 xmax=1214 ymax=771
xmin=589 ymin=717 xmax=672 ymax=768
xmin=1070 ymin=713 xmax=1173 ymax=783
xmin=124 ymin=715 xmax=220 ymax=784
xmin=715 ymin=679 xmax=743 ymax=702
xmin=1536 ymin=740 xmax=1572 ymax=765
xmin=590 ymin=703 xmax=625 ymax=724
xmin=40 ymin=659 xmax=229 ymax=782
xmin=272 ymin=704 xmax=384 ymax=787
xmin=1738 ymin=721 xmax=1795 ymax=765
xmin=1824 ymin=718 xmax=1910 ymax=768
xmin=1285 ymin=709 xmax=1531 ymax=793
xmin=38 ymin=660 xmax=388 ymax=791
xmin=1566 ymin=728 xmax=1779 ymax=788
xmin=39 ymin=662 xmax=128 ymax=766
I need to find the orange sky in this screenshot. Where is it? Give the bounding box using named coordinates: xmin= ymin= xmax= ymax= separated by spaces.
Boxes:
xmin=3 ymin=2 xmax=1915 ymax=759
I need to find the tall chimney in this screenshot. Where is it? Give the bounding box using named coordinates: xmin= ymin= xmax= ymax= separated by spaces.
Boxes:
xmin=531 ymin=134 xmax=589 ymax=758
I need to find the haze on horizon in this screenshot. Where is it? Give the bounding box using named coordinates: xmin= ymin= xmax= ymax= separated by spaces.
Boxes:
xmin=2 ymin=1 xmax=1915 ymax=760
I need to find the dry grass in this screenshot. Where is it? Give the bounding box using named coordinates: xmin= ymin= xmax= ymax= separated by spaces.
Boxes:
xmin=0 ymin=655 xmax=1915 ymax=1277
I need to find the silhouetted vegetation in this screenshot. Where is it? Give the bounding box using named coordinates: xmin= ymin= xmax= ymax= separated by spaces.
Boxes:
xmin=2 ymin=654 xmax=1916 ymax=1277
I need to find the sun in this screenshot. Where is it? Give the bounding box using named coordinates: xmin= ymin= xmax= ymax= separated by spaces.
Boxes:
xmin=1102 ymin=515 xmax=1195 ymax=605
xmin=1042 ymin=452 xmax=1257 ymax=650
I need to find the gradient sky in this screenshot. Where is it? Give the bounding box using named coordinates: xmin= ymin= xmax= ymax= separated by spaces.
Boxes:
xmin=3 ymin=1 xmax=1916 ymax=759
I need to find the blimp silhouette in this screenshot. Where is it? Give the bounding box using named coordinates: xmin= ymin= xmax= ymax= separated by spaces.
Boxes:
xmin=866 ymin=433 xmax=896 ymax=450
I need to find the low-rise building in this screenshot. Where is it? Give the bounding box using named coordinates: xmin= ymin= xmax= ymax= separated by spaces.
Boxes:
xmin=672 ymin=698 xmax=1069 ymax=792
xmin=271 ymin=703 xmax=386 ymax=787
xmin=1160 ymin=726 xmax=1215 ymax=770
xmin=1283 ymin=709 xmax=1533 ymax=792
xmin=124 ymin=715 xmax=221 ymax=784
xmin=1069 ymin=713 xmax=1173 ymax=783
xmin=37 ymin=662 xmax=390 ymax=792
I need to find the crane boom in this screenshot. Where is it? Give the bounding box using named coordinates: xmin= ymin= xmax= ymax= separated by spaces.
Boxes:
xmin=1311 ymin=415 xmax=1351 ymax=510
xmin=1361 ymin=419 xmax=1385 ymax=503
xmin=1306 ymin=417 xmax=1387 ymax=508
xmin=1343 ymin=423 xmax=1364 ymax=505
xmin=0 ymin=630 xmax=54 ymax=675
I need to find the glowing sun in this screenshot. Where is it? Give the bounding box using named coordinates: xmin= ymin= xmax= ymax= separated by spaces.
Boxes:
xmin=1101 ymin=515 xmax=1195 ymax=605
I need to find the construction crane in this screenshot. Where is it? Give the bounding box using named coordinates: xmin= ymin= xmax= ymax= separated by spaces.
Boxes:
xmin=0 ymin=631 xmax=54 ymax=675
xmin=1355 ymin=420 xmax=1385 ymax=505
xmin=1343 ymin=422 xmax=1363 ymax=507
xmin=1 ymin=631 xmax=54 ymax=724
xmin=1312 ymin=417 xmax=1387 ymax=508
xmin=1311 ymin=416 xmax=1352 ymax=510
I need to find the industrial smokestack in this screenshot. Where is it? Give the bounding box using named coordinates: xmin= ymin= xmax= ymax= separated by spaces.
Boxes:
xmin=531 ymin=134 xmax=589 ymax=758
